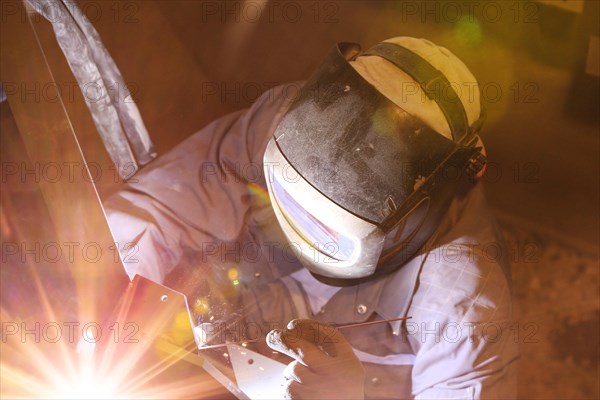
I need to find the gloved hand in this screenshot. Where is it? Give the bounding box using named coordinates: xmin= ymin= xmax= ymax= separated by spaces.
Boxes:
xmin=266 ymin=319 xmax=365 ymax=399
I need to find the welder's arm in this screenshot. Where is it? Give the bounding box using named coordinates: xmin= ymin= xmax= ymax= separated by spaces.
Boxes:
xmin=267 ymin=319 xmax=365 ymax=400
xmin=410 ymin=318 xmax=518 ymax=399
xmin=104 ymin=108 xmax=249 ymax=283
xmin=104 ymin=84 xmax=294 ymax=283
xmin=408 ymin=245 xmax=519 ymax=398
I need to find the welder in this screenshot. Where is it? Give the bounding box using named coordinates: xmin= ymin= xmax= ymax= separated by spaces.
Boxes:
xmin=105 ymin=37 xmax=518 ymax=399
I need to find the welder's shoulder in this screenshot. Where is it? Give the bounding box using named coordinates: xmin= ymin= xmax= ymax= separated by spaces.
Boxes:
xmin=241 ymin=81 xmax=303 ymax=162
xmin=410 ymin=183 xmax=513 ymax=324
xmin=142 ymin=81 xmax=301 ymax=171
xmin=249 ymin=81 xmax=303 ymax=115
xmin=148 ymin=81 xmax=301 ymax=169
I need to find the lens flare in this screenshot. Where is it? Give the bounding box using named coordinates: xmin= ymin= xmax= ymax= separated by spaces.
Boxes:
xmin=453 ymin=16 xmax=483 ymax=47
xmin=0 ymin=266 xmax=218 ymax=399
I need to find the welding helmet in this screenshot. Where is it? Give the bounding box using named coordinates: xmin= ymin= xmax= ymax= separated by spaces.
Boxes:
xmin=264 ymin=37 xmax=487 ymax=285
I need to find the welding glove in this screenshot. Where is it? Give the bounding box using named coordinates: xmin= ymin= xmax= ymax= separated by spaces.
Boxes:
xmin=266 ymin=319 xmax=365 ymax=400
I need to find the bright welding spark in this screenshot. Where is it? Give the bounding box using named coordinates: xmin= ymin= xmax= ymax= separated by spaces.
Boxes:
xmin=0 ymin=261 xmax=216 ymax=399
xmin=53 ymin=376 xmax=115 ymax=399
xmin=227 ymin=268 xmax=239 ymax=281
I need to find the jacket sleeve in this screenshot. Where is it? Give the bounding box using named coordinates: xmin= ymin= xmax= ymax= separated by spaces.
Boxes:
xmin=408 ymin=184 xmax=519 ymax=399
xmin=104 ymin=84 xmax=295 ymax=283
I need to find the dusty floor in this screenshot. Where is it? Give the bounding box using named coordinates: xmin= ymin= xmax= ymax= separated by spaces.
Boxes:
xmin=3 ymin=0 xmax=599 ymax=398
xmin=500 ymin=216 xmax=599 ymax=399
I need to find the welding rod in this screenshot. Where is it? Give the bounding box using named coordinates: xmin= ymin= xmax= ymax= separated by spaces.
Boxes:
xmin=333 ymin=316 xmax=412 ymax=329
xmin=197 ymin=316 xmax=412 ymax=350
